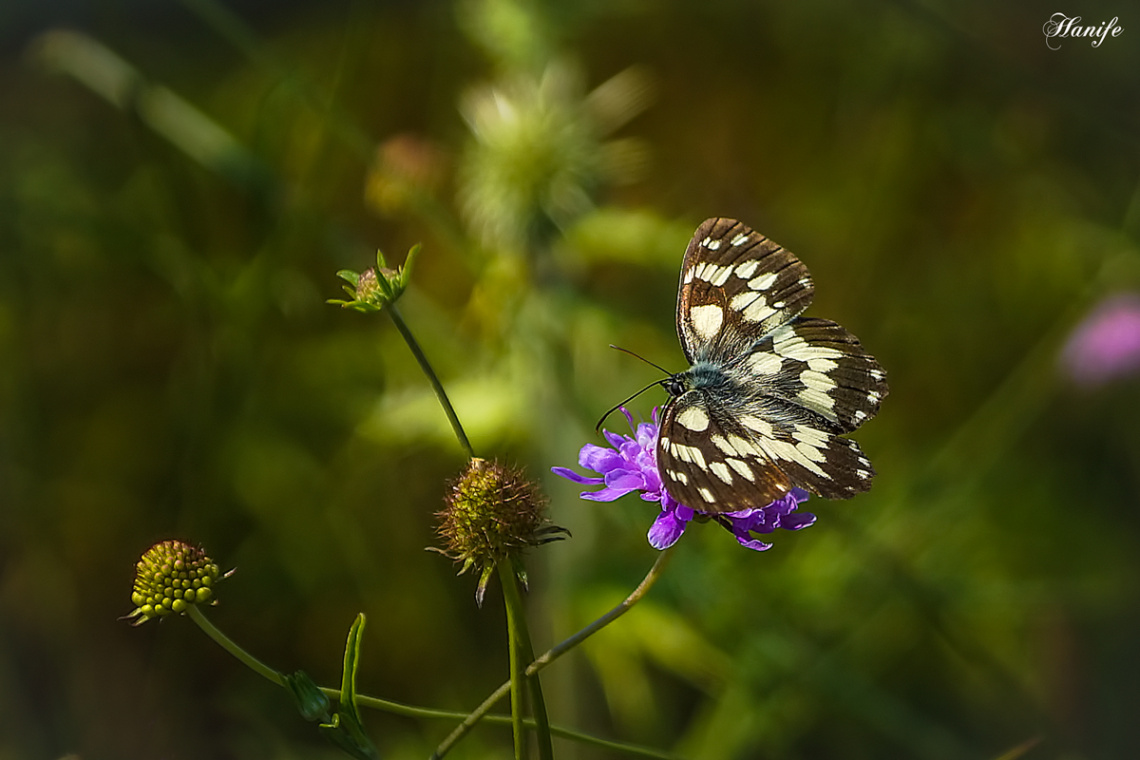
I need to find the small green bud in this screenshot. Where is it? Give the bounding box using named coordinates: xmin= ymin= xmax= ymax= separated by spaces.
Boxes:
xmin=285 ymin=670 xmax=334 ymax=723
xmin=123 ymin=540 xmax=226 ymax=626
xmin=329 ymin=246 xmax=419 ymax=313
xmin=433 ymin=458 xmax=568 ymax=605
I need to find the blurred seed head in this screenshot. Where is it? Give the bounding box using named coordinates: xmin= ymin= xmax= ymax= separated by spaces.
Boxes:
xmin=365 ymin=134 xmax=448 ymax=216
xmin=459 ymin=61 xmax=651 ymax=253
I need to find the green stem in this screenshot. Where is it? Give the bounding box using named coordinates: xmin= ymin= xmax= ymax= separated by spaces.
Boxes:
xmin=498 ymin=563 xmax=531 ymax=760
xmin=188 ymin=606 xmax=675 ymax=758
xmin=187 ymin=605 xmax=284 ymax=687
xmin=527 ymin=546 xmax=674 ymax=677
xmin=500 ymin=563 xmax=553 ymax=760
xmin=385 ymin=303 xmax=475 ymax=458
xmin=433 ymin=548 xmax=675 ymax=757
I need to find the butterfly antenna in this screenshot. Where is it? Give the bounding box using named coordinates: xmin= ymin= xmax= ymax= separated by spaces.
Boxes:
xmin=608 ymin=344 xmax=673 ymax=375
xmin=594 ymin=378 xmax=669 ymax=433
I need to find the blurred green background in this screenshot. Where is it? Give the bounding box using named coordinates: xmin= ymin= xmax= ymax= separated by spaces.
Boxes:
xmin=2 ymin=0 xmax=1139 ymax=758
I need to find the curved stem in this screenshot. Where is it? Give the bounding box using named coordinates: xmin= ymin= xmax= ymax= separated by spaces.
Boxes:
xmin=189 ymin=606 xmax=676 ymax=758
xmin=432 ymin=681 xmax=511 ymax=758
xmin=187 ymin=605 xmax=285 ymax=687
xmin=527 ymin=546 xmax=674 ymax=677
xmin=385 ymin=303 xmax=475 ymax=458
xmin=433 ymin=548 xmax=675 ymax=757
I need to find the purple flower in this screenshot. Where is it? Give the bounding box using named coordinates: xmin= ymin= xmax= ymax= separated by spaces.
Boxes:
xmin=553 ymin=408 xmax=815 ymax=551
xmin=1061 ymin=293 xmax=1140 ymax=387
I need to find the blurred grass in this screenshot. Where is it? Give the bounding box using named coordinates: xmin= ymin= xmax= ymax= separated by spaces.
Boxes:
xmin=2 ymin=1 xmax=1140 ymax=758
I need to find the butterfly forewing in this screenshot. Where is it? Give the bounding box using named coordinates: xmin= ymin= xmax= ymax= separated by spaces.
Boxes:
xmin=677 ymin=218 xmax=814 ymax=363
xmin=657 ymin=217 xmax=888 ymax=514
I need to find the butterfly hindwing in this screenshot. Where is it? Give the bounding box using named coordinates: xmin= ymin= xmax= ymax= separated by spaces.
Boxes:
xmin=657 ymin=217 xmax=887 ymax=513
xmin=657 ymin=393 xmax=794 ymax=511
xmin=738 ymin=317 xmax=888 ymax=433
xmin=729 ymin=400 xmax=876 ymax=501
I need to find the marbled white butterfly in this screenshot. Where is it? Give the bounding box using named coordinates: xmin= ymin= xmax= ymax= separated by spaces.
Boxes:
xmin=657 ymin=217 xmax=887 ymax=513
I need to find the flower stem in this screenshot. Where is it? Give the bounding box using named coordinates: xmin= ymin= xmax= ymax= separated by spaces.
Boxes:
xmin=186 ymin=606 xmax=285 ymax=687
xmin=385 ymin=303 xmax=475 ymax=458
xmin=500 ymin=563 xmax=554 ymax=760
xmin=498 ymin=562 xmax=531 ymax=760
xmin=187 ymin=580 xmax=677 ymax=758
xmin=527 ymin=546 xmax=674 ymax=677
xmin=433 ymin=548 xmax=674 ymax=757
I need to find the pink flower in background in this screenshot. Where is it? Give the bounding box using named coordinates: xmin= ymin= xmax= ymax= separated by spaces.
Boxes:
xmin=1061 ymin=293 xmax=1140 ymax=387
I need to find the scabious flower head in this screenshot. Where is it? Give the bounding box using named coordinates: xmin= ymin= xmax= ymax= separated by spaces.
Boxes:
xmin=436 ymin=458 xmax=569 ymax=605
xmin=553 ymin=408 xmax=815 ymax=551
xmin=124 ymin=540 xmax=224 ymax=626
xmin=1061 ymin=292 xmax=1140 ymax=387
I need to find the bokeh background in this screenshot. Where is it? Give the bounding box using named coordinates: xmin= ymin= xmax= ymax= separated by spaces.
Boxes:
xmin=2 ymin=0 xmax=1139 ymax=758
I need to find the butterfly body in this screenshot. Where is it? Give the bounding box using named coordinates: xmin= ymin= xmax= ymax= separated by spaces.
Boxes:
xmin=656 ymin=218 xmax=887 ymax=513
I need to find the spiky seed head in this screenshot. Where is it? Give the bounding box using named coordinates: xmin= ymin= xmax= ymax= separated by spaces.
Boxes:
xmin=435 ymin=458 xmax=568 ymax=605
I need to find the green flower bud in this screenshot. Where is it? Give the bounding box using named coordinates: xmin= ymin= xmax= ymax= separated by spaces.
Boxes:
xmin=285 ymin=670 xmax=333 ymax=723
xmin=124 ymin=540 xmax=224 ymax=626
xmin=329 ymin=246 xmax=419 ymax=313
xmin=434 ymin=458 xmax=568 ymax=605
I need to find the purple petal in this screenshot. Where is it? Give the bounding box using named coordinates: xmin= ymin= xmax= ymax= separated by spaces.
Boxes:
xmin=580 ymin=486 xmax=636 ymax=502
xmin=640 ymin=463 xmax=663 ymax=493
xmin=778 ymin=511 xmax=817 ymax=531
xmin=735 ymin=534 xmax=773 ymax=551
xmin=604 ymin=469 xmax=648 ymax=491
xmin=550 ymin=466 xmax=603 ymax=485
xmin=579 ymin=444 xmax=623 ymax=474
xmin=635 ymin=422 xmax=657 ymax=448
xmin=603 ymin=429 xmax=628 ymax=450
xmin=648 ymin=509 xmax=687 ymax=550
xmin=672 ymin=503 xmax=696 ymax=522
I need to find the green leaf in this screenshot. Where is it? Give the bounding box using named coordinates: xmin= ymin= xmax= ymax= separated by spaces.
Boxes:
xmin=317 ymin=614 xmax=381 ymax=760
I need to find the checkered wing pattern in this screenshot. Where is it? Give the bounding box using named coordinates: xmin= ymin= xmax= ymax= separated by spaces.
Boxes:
xmin=658 ymin=218 xmax=887 ymax=513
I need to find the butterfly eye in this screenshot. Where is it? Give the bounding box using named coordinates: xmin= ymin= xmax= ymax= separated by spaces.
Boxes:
xmin=663 ymin=376 xmax=685 ymax=398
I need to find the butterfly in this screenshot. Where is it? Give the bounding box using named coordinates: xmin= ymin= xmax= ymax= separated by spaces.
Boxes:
xmin=656 ymin=217 xmax=887 ymax=513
